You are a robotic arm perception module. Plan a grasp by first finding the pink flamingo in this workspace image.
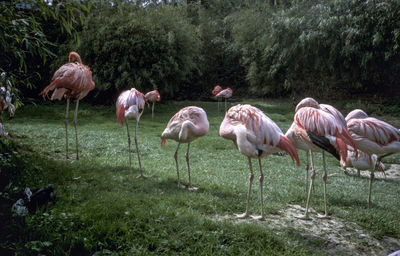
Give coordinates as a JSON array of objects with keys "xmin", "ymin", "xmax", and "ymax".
[
  {"xmin": 286, "ymin": 97, "xmax": 357, "ymax": 219},
  {"xmin": 116, "ymin": 88, "xmax": 146, "ymax": 178},
  {"xmin": 286, "ymin": 98, "xmax": 349, "ymax": 193},
  {"xmin": 212, "ymin": 85, "xmax": 223, "ymax": 112},
  {"xmin": 341, "ymin": 147, "xmax": 385, "ymax": 177},
  {"xmin": 220, "ymin": 104, "xmax": 300, "ymax": 220},
  {"xmin": 144, "ymin": 90, "xmax": 161, "ymax": 120},
  {"xmin": 161, "ymin": 106, "xmax": 209, "ymax": 190},
  {"xmin": 216, "ymin": 87, "xmax": 232, "ymax": 112},
  {"xmin": 346, "ymin": 109, "xmax": 400, "ymax": 207},
  {"xmin": 40, "ymin": 52, "xmax": 95, "ymax": 160}
]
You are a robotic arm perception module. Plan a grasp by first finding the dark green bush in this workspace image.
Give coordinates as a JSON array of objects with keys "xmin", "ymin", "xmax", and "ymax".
[
  {"xmin": 71, "ymin": 4, "xmax": 201, "ymax": 103},
  {"xmin": 229, "ymin": 0, "xmax": 400, "ymax": 99}
]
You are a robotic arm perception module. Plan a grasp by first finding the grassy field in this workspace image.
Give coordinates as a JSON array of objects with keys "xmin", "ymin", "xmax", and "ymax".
[{"xmin": 1, "ymin": 99, "xmax": 399, "ymax": 255}]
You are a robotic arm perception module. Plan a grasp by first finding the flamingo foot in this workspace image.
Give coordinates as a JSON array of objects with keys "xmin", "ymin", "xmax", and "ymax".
[
  {"xmin": 235, "ymin": 212, "xmax": 250, "ymax": 219},
  {"xmin": 316, "ymin": 213, "xmax": 330, "ymax": 219},
  {"xmin": 177, "ymin": 183, "xmax": 186, "ymax": 189},
  {"xmin": 136, "ymin": 173, "xmax": 147, "ymax": 179},
  {"xmin": 63, "ymin": 155, "xmax": 77, "ymax": 160},
  {"xmin": 250, "ymin": 215, "xmax": 265, "ymax": 221},
  {"xmin": 188, "ymin": 186, "xmax": 198, "ymax": 191},
  {"xmin": 296, "ymin": 214, "xmax": 312, "ymax": 221}
]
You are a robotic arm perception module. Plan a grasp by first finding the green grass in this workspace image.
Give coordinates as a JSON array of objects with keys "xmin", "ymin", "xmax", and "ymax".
[{"xmin": 1, "ymin": 99, "xmax": 399, "ymax": 255}]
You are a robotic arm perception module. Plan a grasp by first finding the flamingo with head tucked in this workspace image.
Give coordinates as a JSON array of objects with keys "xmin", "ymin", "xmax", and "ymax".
[
  {"xmin": 285, "ymin": 97, "xmax": 357, "ymax": 219},
  {"xmin": 346, "ymin": 109, "xmax": 400, "ymax": 207},
  {"xmin": 216, "ymin": 88, "xmax": 233, "ymax": 112},
  {"xmin": 161, "ymin": 106, "xmax": 209, "ymax": 190},
  {"xmin": 144, "ymin": 90, "xmax": 161, "ymax": 120},
  {"xmin": 286, "ymin": 98, "xmax": 350, "ymax": 193},
  {"xmin": 220, "ymin": 104, "xmax": 300, "ymax": 220},
  {"xmin": 212, "ymin": 85, "xmax": 223, "ymax": 112},
  {"xmin": 40, "ymin": 52, "xmax": 95, "ymax": 160},
  {"xmin": 116, "ymin": 88, "xmax": 146, "ymax": 178}
]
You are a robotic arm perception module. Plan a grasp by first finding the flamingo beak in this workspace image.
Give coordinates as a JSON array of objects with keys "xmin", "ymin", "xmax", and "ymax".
[{"xmin": 377, "ymin": 162, "xmax": 386, "ymax": 178}]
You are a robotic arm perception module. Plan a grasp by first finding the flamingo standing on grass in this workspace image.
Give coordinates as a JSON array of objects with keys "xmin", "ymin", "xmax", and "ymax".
[
  {"xmin": 216, "ymin": 88, "xmax": 232, "ymax": 112},
  {"xmin": 286, "ymin": 98, "xmax": 348, "ymax": 193},
  {"xmin": 220, "ymin": 104, "xmax": 300, "ymax": 220},
  {"xmin": 144, "ymin": 90, "xmax": 161, "ymax": 120},
  {"xmin": 285, "ymin": 97, "xmax": 357, "ymax": 219},
  {"xmin": 116, "ymin": 88, "xmax": 146, "ymax": 178},
  {"xmin": 212, "ymin": 85, "xmax": 222, "ymax": 112},
  {"xmin": 161, "ymin": 106, "xmax": 209, "ymax": 190},
  {"xmin": 40, "ymin": 52, "xmax": 95, "ymax": 160},
  {"xmin": 346, "ymin": 109, "xmax": 400, "ymax": 207}
]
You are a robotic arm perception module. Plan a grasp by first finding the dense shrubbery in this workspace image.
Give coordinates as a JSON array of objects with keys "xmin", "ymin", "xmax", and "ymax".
[
  {"xmin": 66, "ymin": 4, "xmax": 201, "ymax": 103},
  {"xmin": 2, "ymin": 0, "xmax": 400, "ymax": 103},
  {"xmin": 229, "ymin": 0, "xmax": 400, "ymax": 99}
]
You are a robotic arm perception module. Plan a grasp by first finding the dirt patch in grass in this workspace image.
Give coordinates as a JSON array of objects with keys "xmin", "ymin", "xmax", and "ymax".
[
  {"xmin": 210, "ymin": 204, "xmax": 400, "ymax": 256},
  {"xmin": 345, "ymin": 164, "xmax": 400, "ymax": 181}
]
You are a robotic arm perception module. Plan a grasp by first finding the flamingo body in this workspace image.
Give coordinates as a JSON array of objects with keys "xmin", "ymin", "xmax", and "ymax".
[
  {"xmin": 161, "ymin": 106, "xmax": 209, "ymax": 145},
  {"xmin": 216, "ymin": 88, "xmax": 232, "ymax": 98},
  {"xmin": 220, "ymin": 104, "xmax": 299, "ymax": 162},
  {"xmin": 341, "ymin": 148, "xmax": 385, "ymax": 175},
  {"xmin": 161, "ymin": 106, "xmax": 209, "ymax": 190},
  {"xmin": 220, "ymin": 104, "xmax": 299, "ymax": 219},
  {"xmin": 346, "ymin": 109, "xmax": 400, "ymax": 156},
  {"xmin": 145, "ymin": 90, "xmax": 161, "ymax": 103},
  {"xmin": 41, "ymin": 52, "xmax": 95, "ymax": 101},
  {"xmin": 40, "ymin": 52, "xmax": 95, "ymax": 160},
  {"xmin": 117, "ymin": 89, "xmax": 145, "ymax": 125}
]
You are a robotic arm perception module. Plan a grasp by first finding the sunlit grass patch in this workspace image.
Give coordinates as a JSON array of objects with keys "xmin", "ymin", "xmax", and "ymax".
[{"xmin": 1, "ymin": 100, "xmax": 399, "ymax": 255}]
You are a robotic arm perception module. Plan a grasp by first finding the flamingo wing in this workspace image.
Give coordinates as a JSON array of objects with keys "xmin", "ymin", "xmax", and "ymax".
[
  {"xmin": 295, "ymin": 107, "xmax": 356, "ymax": 160},
  {"xmin": 220, "ymin": 104, "xmax": 299, "ymax": 164},
  {"xmin": 41, "ymin": 63, "xmax": 95, "ymax": 100},
  {"xmin": 347, "ymin": 118, "xmax": 400, "ymax": 146},
  {"xmin": 216, "ymin": 88, "xmax": 232, "ymax": 98},
  {"xmin": 116, "ymin": 89, "xmax": 145, "ymax": 126},
  {"xmin": 320, "ymin": 104, "xmax": 347, "ymax": 128}
]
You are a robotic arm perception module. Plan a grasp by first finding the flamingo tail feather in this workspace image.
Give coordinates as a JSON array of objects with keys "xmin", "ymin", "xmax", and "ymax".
[
  {"xmin": 117, "ymin": 104, "xmax": 125, "ymax": 126},
  {"xmin": 161, "ymin": 139, "xmax": 167, "ymax": 148},
  {"xmin": 277, "ymin": 135, "xmax": 300, "ymax": 166}
]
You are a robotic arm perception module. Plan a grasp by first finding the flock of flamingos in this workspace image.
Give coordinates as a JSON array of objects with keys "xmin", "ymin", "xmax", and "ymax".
[{"xmin": 37, "ymin": 52, "xmax": 400, "ymax": 221}]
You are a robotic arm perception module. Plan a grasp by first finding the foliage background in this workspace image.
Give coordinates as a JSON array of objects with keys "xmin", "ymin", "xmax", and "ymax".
[{"xmin": 1, "ymin": 0, "xmax": 400, "ymax": 106}]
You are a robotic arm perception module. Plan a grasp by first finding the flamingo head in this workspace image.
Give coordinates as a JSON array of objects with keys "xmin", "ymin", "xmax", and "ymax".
[
  {"xmin": 345, "ymin": 109, "xmax": 368, "ymax": 122},
  {"xmin": 295, "ymin": 97, "xmax": 319, "ymax": 112},
  {"xmin": 69, "ymin": 52, "xmax": 82, "ymax": 63}
]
